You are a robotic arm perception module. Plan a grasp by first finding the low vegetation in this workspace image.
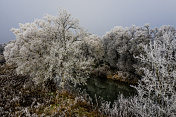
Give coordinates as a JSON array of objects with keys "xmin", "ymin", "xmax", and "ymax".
[{"xmin": 0, "ymin": 64, "xmax": 106, "ymax": 116}]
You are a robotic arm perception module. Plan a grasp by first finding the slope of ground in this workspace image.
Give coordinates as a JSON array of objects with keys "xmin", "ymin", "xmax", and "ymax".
[{"xmin": 0, "ymin": 64, "xmax": 106, "ymax": 117}]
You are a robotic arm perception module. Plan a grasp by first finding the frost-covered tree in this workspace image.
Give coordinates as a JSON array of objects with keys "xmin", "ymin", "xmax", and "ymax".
[
  {"xmin": 100, "ymin": 25, "xmax": 176, "ymax": 117},
  {"xmin": 4, "ymin": 10, "xmax": 103, "ymax": 86},
  {"xmin": 102, "ymin": 25, "xmax": 150, "ymax": 80},
  {"xmin": 129, "ymin": 26, "xmax": 176, "ymax": 117}
]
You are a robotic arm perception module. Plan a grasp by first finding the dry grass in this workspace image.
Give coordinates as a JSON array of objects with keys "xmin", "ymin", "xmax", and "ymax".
[{"xmin": 0, "ymin": 64, "xmax": 106, "ymax": 117}]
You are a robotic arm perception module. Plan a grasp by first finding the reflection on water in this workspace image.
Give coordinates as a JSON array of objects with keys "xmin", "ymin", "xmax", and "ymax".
[{"xmin": 80, "ymin": 77, "xmax": 137, "ymax": 103}]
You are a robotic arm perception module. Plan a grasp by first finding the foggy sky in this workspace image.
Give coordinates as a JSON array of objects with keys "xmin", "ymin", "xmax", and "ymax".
[{"xmin": 1, "ymin": 0, "xmax": 176, "ymax": 43}]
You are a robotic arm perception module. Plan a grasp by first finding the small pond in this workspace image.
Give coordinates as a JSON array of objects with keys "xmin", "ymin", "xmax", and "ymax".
[{"xmin": 78, "ymin": 77, "xmax": 137, "ymax": 103}]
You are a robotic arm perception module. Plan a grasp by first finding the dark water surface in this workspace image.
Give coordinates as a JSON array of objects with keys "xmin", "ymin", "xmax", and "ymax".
[{"xmin": 79, "ymin": 77, "xmax": 137, "ymax": 103}]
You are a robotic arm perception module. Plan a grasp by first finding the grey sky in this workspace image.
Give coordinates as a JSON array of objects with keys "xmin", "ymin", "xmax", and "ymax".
[{"xmin": 0, "ymin": 0, "xmax": 176, "ymax": 43}]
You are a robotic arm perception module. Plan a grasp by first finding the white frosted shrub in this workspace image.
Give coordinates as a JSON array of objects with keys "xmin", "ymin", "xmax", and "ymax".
[
  {"xmin": 102, "ymin": 25, "xmax": 150, "ymax": 70},
  {"xmin": 100, "ymin": 26, "xmax": 176, "ymax": 117},
  {"xmin": 129, "ymin": 26, "xmax": 176, "ymax": 117},
  {"xmin": 3, "ymin": 40, "xmax": 16, "ymax": 64},
  {"xmin": 83, "ymin": 34, "xmax": 104, "ymax": 61},
  {"xmin": 4, "ymin": 10, "xmax": 102, "ymax": 86},
  {"xmin": 99, "ymin": 95, "xmax": 134, "ymax": 117}
]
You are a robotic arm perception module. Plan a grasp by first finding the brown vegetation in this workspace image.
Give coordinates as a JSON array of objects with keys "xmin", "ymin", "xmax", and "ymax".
[
  {"xmin": 91, "ymin": 65, "xmax": 138, "ymax": 85},
  {"xmin": 0, "ymin": 64, "xmax": 106, "ymax": 117}
]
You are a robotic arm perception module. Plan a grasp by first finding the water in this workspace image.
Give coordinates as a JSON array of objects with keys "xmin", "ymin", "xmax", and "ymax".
[{"xmin": 79, "ymin": 77, "xmax": 137, "ymax": 103}]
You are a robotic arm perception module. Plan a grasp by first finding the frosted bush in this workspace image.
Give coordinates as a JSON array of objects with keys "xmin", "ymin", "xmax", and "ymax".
[
  {"xmin": 99, "ymin": 95, "xmax": 134, "ymax": 117},
  {"xmin": 82, "ymin": 34, "xmax": 104, "ymax": 63},
  {"xmin": 127, "ymin": 26, "xmax": 176, "ymax": 117},
  {"xmin": 102, "ymin": 25, "xmax": 150, "ymax": 79},
  {"xmin": 4, "ymin": 10, "xmax": 103, "ymax": 86},
  {"xmin": 101, "ymin": 25, "xmax": 176, "ymax": 117}
]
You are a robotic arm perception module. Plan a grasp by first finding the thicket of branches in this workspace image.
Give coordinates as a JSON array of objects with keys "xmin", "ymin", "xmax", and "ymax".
[
  {"xmin": 101, "ymin": 26, "xmax": 176, "ymax": 117},
  {"xmin": 130, "ymin": 26, "xmax": 176, "ymax": 117}
]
